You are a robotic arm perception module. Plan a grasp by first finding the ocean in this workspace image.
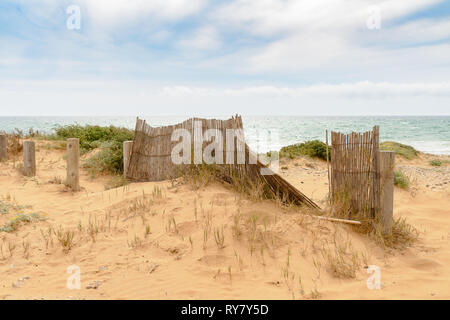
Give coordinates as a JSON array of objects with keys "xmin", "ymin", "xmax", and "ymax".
[{"xmin": 0, "ymin": 116, "xmax": 449, "ymax": 155}]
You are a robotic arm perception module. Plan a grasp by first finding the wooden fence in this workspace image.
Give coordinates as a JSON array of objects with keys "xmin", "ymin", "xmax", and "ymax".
[
  {"xmin": 330, "ymin": 126, "xmax": 380, "ymax": 218},
  {"xmin": 126, "ymin": 116, "xmax": 245, "ymax": 181},
  {"xmin": 126, "ymin": 116, "xmax": 319, "ymax": 209}
]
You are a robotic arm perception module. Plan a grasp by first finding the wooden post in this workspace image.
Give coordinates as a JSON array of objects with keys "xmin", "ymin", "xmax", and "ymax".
[
  {"xmin": 66, "ymin": 138, "xmax": 80, "ymax": 191},
  {"xmin": 123, "ymin": 141, "xmax": 133, "ymax": 178},
  {"xmin": 326, "ymin": 130, "xmax": 331, "ymax": 199},
  {"xmin": 379, "ymin": 151, "xmax": 395, "ymax": 233},
  {"xmin": 0, "ymin": 134, "xmax": 7, "ymax": 162},
  {"xmin": 23, "ymin": 140, "xmax": 36, "ymax": 176}
]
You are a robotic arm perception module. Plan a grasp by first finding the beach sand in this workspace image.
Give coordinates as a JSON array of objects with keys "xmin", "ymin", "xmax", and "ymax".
[{"xmin": 0, "ymin": 140, "xmax": 449, "ymax": 300}]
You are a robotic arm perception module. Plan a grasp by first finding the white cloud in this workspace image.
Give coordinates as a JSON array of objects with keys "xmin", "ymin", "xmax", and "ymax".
[
  {"xmin": 213, "ymin": 0, "xmax": 444, "ymax": 36},
  {"xmin": 245, "ymin": 38, "xmax": 450, "ymax": 77},
  {"xmin": 364, "ymin": 19, "xmax": 450, "ymax": 45},
  {"xmin": 4, "ymin": 80, "xmax": 449, "ymax": 99},
  {"xmin": 210, "ymin": 0, "xmax": 449, "ymax": 74},
  {"xmin": 2, "ymin": 0, "xmax": 450, "ymax": 115},
  {"xmin": 159, "ymin": 81, "xmax": 450, "ymax": 98},
  {"xmin": 1, "ymin": 80, "xmax": 449, "ymax": 116},
  {"xmin": 247, "ymin": 31, "xmax": 347, "ymax": 72},
  {"xmin": 148, "ymin": 30, "xmax": 172, "ymax": 43},
  {"xmin": 79, "ymin": 0, "xmax": 205, "ymax": 28},
  {"xmin": 177, "ymin": 26, "xmax": 221, "ymax": 50}
]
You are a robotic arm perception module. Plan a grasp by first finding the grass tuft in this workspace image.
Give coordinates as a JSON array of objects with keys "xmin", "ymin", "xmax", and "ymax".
[
  {"xmin": 0, "ymin": 129, "xmax": 23, "ymax": 158},
  {"xmin": 331, "ymin": 191, "xmax": 418, "ymax": 249},
  {"xmin": 104, "ymin": 175, "xmax": 129, "ymax": 190},
  {"xmin": 181, "ymin": 163, "xmax": 270, "ymax": 201},
  {"xmin": 383, "ymin": 217, "xmax": 419, "ymax": 249},
  {"xmin": 322, "ymin": 246, "xmax": 360, "ymax": 279},
  {"xmin": 180, "ymin": 163, "xmax": 218, "ymax": 190},
  {"xmin": 354, "ymin": 215, "xmax": 418, "ymax": 249},
  {"xmin": 214, "ymin": 226, "xmax": 226, "ymax": 249},
  {"xmin": 56, "ymin": 227, "xmax": 75, "ymax": 252},
  {"xmin": 429, "ymin": 159, "xmax": 442, "ymax": 167},
  {"xmin": 394, "ymin": 170, "xmax": 410, "ymax": 189}
]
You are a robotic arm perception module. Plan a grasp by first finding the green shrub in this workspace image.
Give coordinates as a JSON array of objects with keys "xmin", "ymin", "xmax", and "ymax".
[
  {"xmin": 53, "ymin": 125, "xmax": 133, "ymax": 175},
  {"xmin": 278, "ymin": 140, "xmax": 330, "ymax": 160},
  {"xmin": 380, "ymin": 141, "xmax": 418, "ymax": 160},
  {"xmin": 54, "ymin": 124, "xmax": 133, "ymax": 154},
  {"xmin": 83, "ymin": 141, "xmax": 126, "ymax": 176},
  {"xmin": 429, "ymin": 159, "xmax": 442, "ymax": 167},
  {"xmin": 394, "ymin": 171, "xmax": 409, "ymax": 189}
]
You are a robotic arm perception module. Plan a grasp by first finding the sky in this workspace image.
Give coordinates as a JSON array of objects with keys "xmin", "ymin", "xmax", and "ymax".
[{"xmin": 0, "ymin": 0, "xmax": 450, "ymax": 116}]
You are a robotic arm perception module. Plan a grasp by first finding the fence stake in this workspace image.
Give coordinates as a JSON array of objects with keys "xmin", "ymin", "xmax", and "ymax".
[
  {"xmin": 379, "ymin": 151, "xmax": 395, "ymax": 233},
  {"xmin": 23, "ymin": 140, "xmax": 36, "ymax": 176},
  {"xmin": 0, "ymin": 134, "xmax": 7, "ymax": 162},
  {"xmin": 66, "ymin": 138, "xmax": 80, "ymax": 191},
  {"xmin": 326, "ymin": 130, "xmax": 331, "ymax": 199},
  {"xmin": 309, "ymin": 214, "xmax": 361, "ymax": 225},
  {"xmin": 123, "ymin": 141, "xmax": 133, "ymax": 178}
]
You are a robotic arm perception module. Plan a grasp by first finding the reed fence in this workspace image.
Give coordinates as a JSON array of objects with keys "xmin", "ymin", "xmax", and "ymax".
[{"xmin": 330, "ymin": 126, "xmax": 380, "ymax": 218}]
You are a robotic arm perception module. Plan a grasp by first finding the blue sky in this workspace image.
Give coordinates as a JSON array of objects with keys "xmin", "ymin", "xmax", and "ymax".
[{"xmin": 1, "ymin": 0, "xmax": 450, "ymax": 115}]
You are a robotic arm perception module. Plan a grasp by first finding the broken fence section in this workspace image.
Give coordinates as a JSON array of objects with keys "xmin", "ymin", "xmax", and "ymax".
[{"xmin": 126, "ymin": 116, "xmax": 319, "ymax": 209}]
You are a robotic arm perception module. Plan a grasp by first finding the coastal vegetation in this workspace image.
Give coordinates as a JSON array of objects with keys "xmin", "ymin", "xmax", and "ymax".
[
  {"xmin": 1, "ymin": 129, "xmax": 22, "ymax": 157},
  {"xmin": 2, "ymin": 125, "xmax": 133, "ymax": 175},
  {"xmin": 394, "ymin": 170, "xmax": 410, "ymax": 189},
  {"xmin": 55, "ymin": 125, "xmax": 133, "ymax": 175},
  {"xmin": 429, "ymin": 159, "xmax": 442, "ymax": 166},
  {"xmin": 380, "ymin": 141, "xmax": 418, "ymax": 160},
  {"xmin": 0, "ymin": 212, "xmax": 45, "ymax": 233},
  {"xmin": 52, "ymin": 125, "xmax": 133, "ymax": 154},
  {"xmin": 271, "ymin": 140, "xmax": 330, "ymax": 160}
]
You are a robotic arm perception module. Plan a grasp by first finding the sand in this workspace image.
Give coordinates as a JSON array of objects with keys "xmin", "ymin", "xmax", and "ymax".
[{"xmin": 0, "ymin": 140, "xmax": 449, "ymax": 300}]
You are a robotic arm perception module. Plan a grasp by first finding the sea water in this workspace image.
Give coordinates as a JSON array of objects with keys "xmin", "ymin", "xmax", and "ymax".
[{"xmin": 0, "ymin": 116, "xmax": 449, "ymax": 155}]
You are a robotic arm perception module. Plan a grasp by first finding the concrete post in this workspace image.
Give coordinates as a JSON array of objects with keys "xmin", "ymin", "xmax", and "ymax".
[
  {"xmin": 66, "ymin": 138, "xmax": 80, "ymax": 191},
  {"xmin": 379, "ymin": 151, "xmax": 395, "ymax": 233},
  {"xmin": 0, "ymin": 134, "xmax": 7, "ymax": 162},
  {"xmin": 123, "ymin": 141, "xmax": 133, "ymax": 178},
  {"xmin": 23, "ymin": 140, "xmax": 36, "ymax": 176}
]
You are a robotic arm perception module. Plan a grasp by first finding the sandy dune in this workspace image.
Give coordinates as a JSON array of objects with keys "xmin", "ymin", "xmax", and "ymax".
[{"xmin": 0, "ymin": 140, "xmax": 449, "ymax": 299}]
